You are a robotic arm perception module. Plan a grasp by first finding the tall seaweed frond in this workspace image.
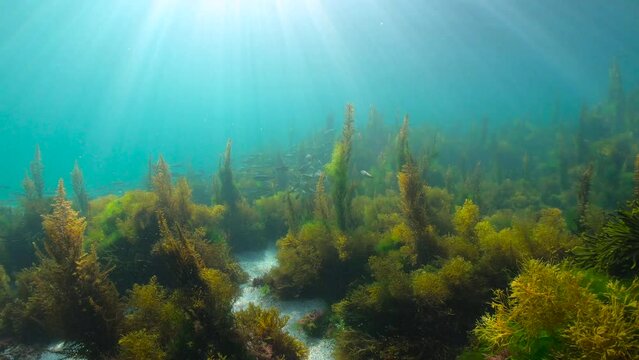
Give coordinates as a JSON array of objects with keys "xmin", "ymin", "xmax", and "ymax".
[
  {"xmin": 398, "ymin": 161, "xmax": 434, "ymax": 264},
  {"xmin": 30, "ymin": 144, "xmax": 44, "ymax": 199},
  {"xmin": 397, "ymin": 115, "xmax": 411, "ymax": 171},
  {"xmin": 41, "ymin": 179, "xmax": 86, "ymax": 266},
  {"xmin": 153, "ymin": 155, "xmax": 173, "ymax": 213},
  {"xmin": 29, "ymin": 179, "xmax": 122, "ymax": 356},
  {"xmin": 574, "ymin": 204, "xmax": 639, "ymax": 278},
  {"xmin": 218, "ymin": 139, "xmax": 241, "ymax": 210},
  {"xmin": 314, "ymin": 173, "xmax": 330, "ymax": 225},
  {"xmin": 326, "ymin": 104, "xmax": 355, "ymax": 231},
  {"xmin": 71, "ymin": 161, "xmax": 90, "ymax": 215},
  {"xmin": 576, "ymin": 164, "xmax": 593, "ymax": 233}
]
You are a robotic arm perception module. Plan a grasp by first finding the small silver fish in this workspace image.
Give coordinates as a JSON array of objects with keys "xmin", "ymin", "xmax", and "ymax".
[{"xmin": 360, "ymin": 170, "xmax": 373, "ymax": 178}]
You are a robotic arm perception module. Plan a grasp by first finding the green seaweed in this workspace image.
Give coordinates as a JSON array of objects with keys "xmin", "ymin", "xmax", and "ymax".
[
  {"xmin": 326, "ymin": 104, "xmax": 355, "ymax": 232},
  {"xmin": 71, "ymin": 160, "xmax": 90, "ymax": 216}
]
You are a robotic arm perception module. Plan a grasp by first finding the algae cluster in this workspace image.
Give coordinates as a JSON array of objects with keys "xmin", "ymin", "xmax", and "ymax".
[{"xmin": 0, "ymin": 62, "xmax": 638, "ymax": 360}]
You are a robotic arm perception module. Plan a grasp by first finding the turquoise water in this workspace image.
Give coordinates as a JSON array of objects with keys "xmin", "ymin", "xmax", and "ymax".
[
  {"xmin": 1, "ymin": 0, "xmax": 638, "ymax": 201},
  {"xmin": 1, "ymin": 2, "xmax": 639, "ymax": 359}
]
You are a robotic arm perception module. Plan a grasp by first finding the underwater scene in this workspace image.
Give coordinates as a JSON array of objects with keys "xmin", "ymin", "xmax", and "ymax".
[{"xmin": 1, "ymin": 1, "xmax": 639, "ymax": 359}]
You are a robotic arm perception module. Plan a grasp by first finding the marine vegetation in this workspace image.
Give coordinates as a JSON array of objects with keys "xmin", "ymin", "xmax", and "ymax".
[
  {"xmin": 264, "ymin": 106, "xmax": 376, "ymax": 299},
  {"xmin": 119, "ymin": 213, "xmax": 304, "ymax": 359},
  {"xmin": 120, "ymin": 213, "xmax": 241, "ymax": 359},
  {"xmin": 4, "ymin": 145, "xmax": 50, "ymax": 272},
  {"xmin": 235, "ymin": 303, "xmax": 308, "ymax": 360},
  {"xmin": 3, "ymin": 180, "xmax": 121, "ymax": 357},
  {"xmin": 574, "ymin": 200, "xmax": 639, "ymax": 278},
  {"xmin": 0, "ymin": 62, "xmax": 638, "ymax": 359},
  {"xmin": 71, "ymin": 161, "xmax": 90, "ymax": 216},
  {"xmin": 471, "ymin": 260, "xmax": 639, "ymax": 360},
  {"xmin": 325, "ymin": 103, "xmax": 356, "ymax": 232},
  {"xmin": 215, "ymin": 139, "xmax": 265, "ymax": 251}
]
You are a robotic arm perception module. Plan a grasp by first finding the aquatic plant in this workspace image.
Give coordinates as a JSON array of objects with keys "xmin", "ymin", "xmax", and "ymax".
[
  {"xmin": 153, "ymin": 155, "xmax": 174, "ymax": 214},
  {"xmin": 412, "ymin": 269, "xmax": 450, "ymax": 305},
  {"xmin": 285, "ymin": 191, "xmax": 302, "ymax": 234},
  {"xmin": 465, "ymin": 161, "xmax": 483, "ymax": 207},
  {"xmin": 254, "ymin": 192, "xmax": 296, "ymax": 238},
  {"xmin": 575, "ymin": 202, "xmax": 639, "ymax": 278},
  {"xmin": 326, "ymin": 104, "xmax": 355, "ymax": 231},
  {"xmin": 41, "ymin": 180, "xmax": 86, "ymax": 264},
  {"xmin": 453, "ymin": 199, "xmax": 480, "ymax": 240},
  {"xmin": 121, "ymin": 214, "xmax": 243, "ymax": 358},
  {"xmin": 562, "ymin": 279, "xmax": 639, "ymax": 359},
  {"xmin": 4, "ymin": 146, "xmax": 51, "ymax": 272},
  {"xmin": 216, "ymin": 139, "xmax": 264, "ymax": 250},
  {"xmin": 119, "ymin": 277, "xmax": 186, "ymax": 359},
  {"xmin": 87, "ymin": 191, "xmax": 160, "ymax": 290},
  {"xmin": 5, "ymin": 180, "xmax": 122, "ymax": 356},
  {"xmin": 71, "ymin": 160, "xmax": 90, "ymax": 215},
  {"xmin": 577, "ymin": 164, "xmax": 594, "ymax": 233},
  {"xmin": 472, "ymin": 260, "xmax": 639, "ymax": 359},
  {"xmin": 146, "ymin": 155, "xmax": 155, "ymax": 190},
  {"xmin": 530, "ymin": 207, "xmax": 579, "ymax": 261},
  {"xmin": 217, "ymin": 139, "xmax": 241, "ymax": 209},
  {"xmin": 297, "ymin": 309, "xmax": 330, "ymax": 338},
  {"xmin": 30, "ymin": 144, "xmax": 44, "ymax": 199},
  {"xmin": 235, "ymin": 303, "xmax": 308, "ymax": 359},
  {"xmin": 351, "ymin": 192, "xmax": 401, "ymax": 234},
  {"xmin": 397, "ymin": 115, "xmax": 411, "ymax": 171},
  {"xmin": 267, "ymin": 221, "xmax": 335, "ymax": 297},
  {"xmin": 333, "ymin": 248, "xmax": 474, "ymax": 360},
  {"xmin": 398, "ymin": 161, "xmax": 437, "ymax": 264},
  {"xmin": 173, "ymin": 177, "xmax": 194, "ymax": 224},
  {"xmin": 425, "ymin": 186, "xmax": 454, "ymax": 235},
  {"xmin": 314, "ymin": 172, "xmax": 331, "ymax": 226},
  {"xmin": 0, "ymin": 265, "xmax": 12, "ymax": 330},
  {"xmin": 118, "ymin": 330, "xmax": 167, "ymax": 360}
]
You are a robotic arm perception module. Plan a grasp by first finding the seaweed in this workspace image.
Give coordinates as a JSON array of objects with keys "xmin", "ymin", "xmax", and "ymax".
[
  {"xmin": 472, "ymin": 260, "xmax": 639, "ymax": 359},
  {"xmin": 397, "ymin": 115, "xmax": 411, "ymax": 171},
  {"xmin": 575, "ymin": 202, "xmax": 639, "ymax": 278},
  {"xmin": 216, "ymin": 139, "xmax": 264, "ymax": 251},
  {"xmin": 396, "ymin": 118, "xmax": 438, "ymax": 264},
  {"xmin": 71, "ymin": 161, "xmax": 90, "ymax": 216},
  {"xmin": 235, "ymin": 303, "xmax": 308, "ymax": 359},
  {"xmin": 5, "ymin": 180, "xmax": 122, "ymax": 357},
  {"xmin": 577, "ymin": 164, "xmax": 594, "ymax": 233},
  {"xmin": 29, "ymin": 144, "xmax": 44, "ymax": 200},
  {"xmin": 326, "ymin": 104, "xmax": 355, "ymax": 232},
  {"xmin": 153, "ymin": 155, "xmax": 174, "ymax": 215}
]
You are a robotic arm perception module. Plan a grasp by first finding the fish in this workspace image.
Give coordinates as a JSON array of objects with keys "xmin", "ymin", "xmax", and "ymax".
[{"xmin": 360, "ymin": 170, "xmax": 373, "ymax": 178}]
